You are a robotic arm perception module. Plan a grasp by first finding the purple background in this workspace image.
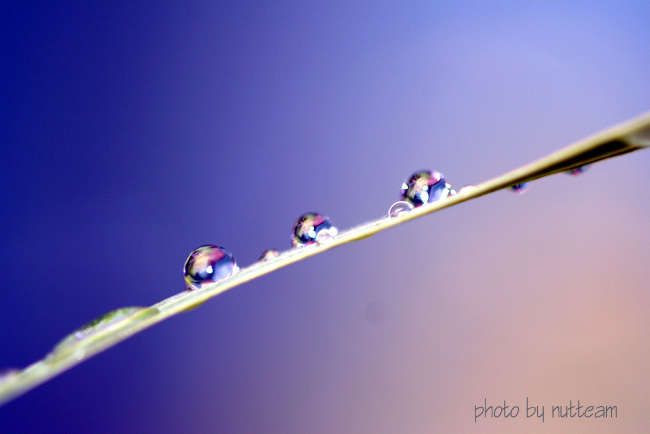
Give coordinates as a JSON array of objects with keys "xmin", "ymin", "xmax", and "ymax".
[{"xmin": 1, "ymin": 2, "xmax": 649, "ymax": 433}]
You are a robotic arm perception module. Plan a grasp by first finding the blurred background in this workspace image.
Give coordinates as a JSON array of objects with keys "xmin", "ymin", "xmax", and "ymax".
[{"xmin": 1, "ymin": 2, "xmax": 648, "ymax": 433}]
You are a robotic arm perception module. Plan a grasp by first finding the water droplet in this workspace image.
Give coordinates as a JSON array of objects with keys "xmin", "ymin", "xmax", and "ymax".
[
  {"xmin": 259, "ymin": 249, "xmax": 280, "ymax": 261},
  {"xmin": 565, "ymin": 165, "xmax": 590, "ymax": 176},
  {"xmin": 184, "ymin": 245, "xmax": 239, "ymax": 289},
  {"xmin": 401, "ymin": 170, "xmax": 453, "ymax": 206},
  {"xmin": 50, "ymin": 307, "xmax": 157, "ymax": 356},
  {"xmin": 510, "ymin": 183, "xmax": 529, "ymax": 194},
  {"xmin": 459, "ymin": 184, "xmax": 478, "ymax": 194},
  {"xmin": 387, "ymin": 201, "xmax": 414, "ymax": 217},
  {"xmin": 73, "ymin": 349, "xmax": 85, "ymax": 361},
  {"xmin": 291, "ymin": 213, "xmax": 338, "ymax": 247}
]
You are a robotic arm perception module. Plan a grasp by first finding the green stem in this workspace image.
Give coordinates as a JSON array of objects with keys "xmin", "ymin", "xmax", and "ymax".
[{"xmin": 1, "ymin": 111, "xmax": 649, "ymax": 407}]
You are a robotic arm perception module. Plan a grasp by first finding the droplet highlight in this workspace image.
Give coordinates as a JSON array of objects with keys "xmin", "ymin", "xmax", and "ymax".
[
  {"xmin": 259, "ymin": 249, "xmax": 280, "ymax": 261},
  {"xmin": 565, "ymin": 165, "xmax": 590, "ymax": 176},
  {"xmin": 401, "ymin": 170, "xmax": 453, "ymax": 206},
  {"xmin": 510, "ymin": 183, "xmax": 529, "ymax": 194},
  {"xmin": 291, "ymin": 213, "xmax": 338, "ymax": 247},
  {"xmin": 184, "ymin": 245, "xmax": 239, "ymax": 289},
  {"xmin": 387, "ymin": 201, "xmax": 414, "ymax": 217}
]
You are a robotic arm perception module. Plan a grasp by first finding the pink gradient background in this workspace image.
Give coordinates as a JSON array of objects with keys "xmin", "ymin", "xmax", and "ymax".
[{"xmin": 1, "ymin": 2, "xmax": 648, "ymax": 433}]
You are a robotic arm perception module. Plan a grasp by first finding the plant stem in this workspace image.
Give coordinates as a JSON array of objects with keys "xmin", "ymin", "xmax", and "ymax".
[{"xmin": 1, "ymin": 111, "xmax": 649, "ymax": 407}]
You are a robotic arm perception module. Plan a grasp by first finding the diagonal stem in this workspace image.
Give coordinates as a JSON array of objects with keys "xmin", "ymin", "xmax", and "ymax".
[{"xmin": 1, "ymin": 111, "xmax": 649, "ymax": 407}]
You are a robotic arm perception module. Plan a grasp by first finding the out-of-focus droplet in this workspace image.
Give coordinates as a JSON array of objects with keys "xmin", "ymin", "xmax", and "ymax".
[
  {"xmin": 565, "ymin": 165, "xmax": 590, "ymax": 176},
  {"xmin": 184, "ymin": 245, "xmax": 239, "ymax": 290},
  {"xmin": 401, "ymin": 170, "xmax": 453, "ymax": 206},
  {"xmin": 387, "ymin": 201, "xmax": 414, "ymax": 217},
  {"xmin": 50, "ymin": 307, "xmax": 158, "ymax": 358},
  {"xmin": 259, "ymin": 249, "xmax": 280, "ymax": 261},
  {"xmin": 291, "ymin": 213, "xmax": 337, "ymax": 247},
  {"xmin": 510, "ymin": 183, "xmax": 529, "ymax": 194}
]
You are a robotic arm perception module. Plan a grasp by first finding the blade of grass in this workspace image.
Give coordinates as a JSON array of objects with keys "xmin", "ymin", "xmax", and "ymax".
[{"xmin": 1, "ymin": 111, "xmax": 649, "ymax": 406}]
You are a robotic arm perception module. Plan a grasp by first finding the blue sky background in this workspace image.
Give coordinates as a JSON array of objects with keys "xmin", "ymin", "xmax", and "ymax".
[{"xmin": 1, "ymin": 2, "xmax": 649, "ymax": 433}]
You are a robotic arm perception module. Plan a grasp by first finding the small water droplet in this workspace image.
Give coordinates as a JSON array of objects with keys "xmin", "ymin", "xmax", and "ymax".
[
  {"xmin": 184, "ymin": 245, "xmax": 239, "ymax": 290},
  {"xmin": 73, "ymin": 349, "xmax": 85, "ymax": 361},
  {"xmin": 565, "ymin": 165, "xmax": 590, "ymax": 176},
  {"xmin": 459, "ymin": 184, "xmax": 478, "ymax": 194},
  {"xmin": 315, "ymin": 226, "xmax": 338, "ymax": 244},
  {"xmin": 387, "ymin": 201, "xmax": 414, "ymax": 217},
  {"xmin": 291, "ymin": 213, "xmax": 338, "ymax": 247},
  {"xmin": 50, "ymin": 307, "xmax": 157, "ymax": 357},
  {"xmin": 259, "ymin": 249, "xmax": 280, "ymax": 261},
  {"xmin": 510, "ymin": 183, "xmax": 529, "ymax": 194},
  {"xmin": 401, "ymin": 170, "xmax": 453, "ymax": 206}
]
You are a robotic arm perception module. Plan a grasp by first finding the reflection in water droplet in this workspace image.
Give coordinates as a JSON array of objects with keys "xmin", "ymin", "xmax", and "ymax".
[
  {"xmin": 565, "ymin": 165, "xmax": 590, "ymax": 176},
  {"xmin": 73, "ymin": 349, "xmax": 85, "ymax": 361},
  {"xmin": 510, "ymin": 183, "xmax": 529, "ymax": 194},
  {"xmin": 387, "ymin": 201, "xmax": 414, "ymax": 217},
  {"xmin": 291, "ymin": 213, "xmax": 337, "ymax": 247},
  {"xmin": 401, "ymin": 170, "xmax": 453, "ymax": 206},
  {"xmin": 184, "ymin": 245, "xmax": 239, "ymax": 290},
  {"xmin": 259, "ymin": 249, "xmax": 280, "ymax": 261},
  {"xmin": 51, "ymin": 307, "xmax": 157, "ymax": 356}
]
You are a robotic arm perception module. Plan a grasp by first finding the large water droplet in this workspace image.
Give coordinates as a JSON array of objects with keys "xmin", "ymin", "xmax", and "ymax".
[
  {"xmin": 510, "ymin": 183, "xmax": 529, "ymax": 194},
  {"xmin": 51, "ymin": 307, "xmax": 157, "ymax": 356},
  {"xmin": 565, "ymin": 165, "xmax": 590, "ymax": 176},
  {"xmin": 387, "ymin": 201, "xmax": 414, "ymax": 217},
  {"xmin": 184, "ymin": 245, "xmax": 239, "ymax": 289},
  {"xmin": 401, "ymin": 170, "xmax": 452, "ymax": 206},
  {"xmin": 291, "ymin": 213, "xmax": 338, "ymax": 247},
  {"xmin": 259, "ymin": 249, "xmax": 280, "ymax": 261}
]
